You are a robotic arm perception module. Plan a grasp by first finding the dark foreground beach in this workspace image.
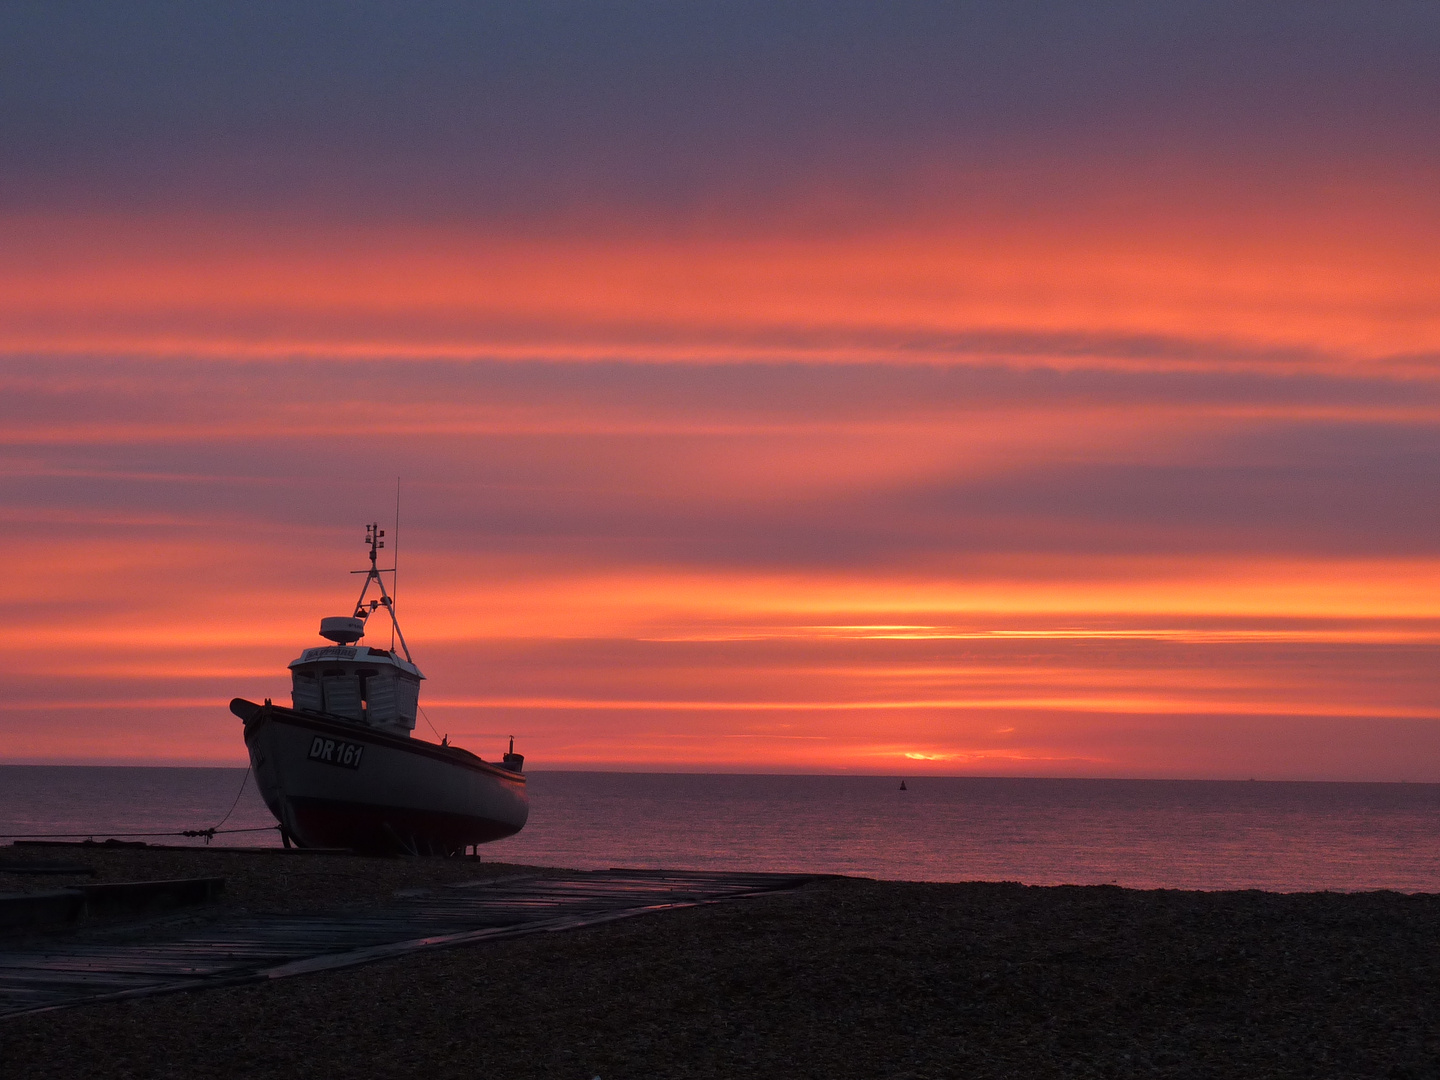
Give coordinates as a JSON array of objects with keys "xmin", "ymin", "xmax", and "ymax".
[{"xmin": 2, "ymin": 847, "xmax": 1438, "ymax": 1079}]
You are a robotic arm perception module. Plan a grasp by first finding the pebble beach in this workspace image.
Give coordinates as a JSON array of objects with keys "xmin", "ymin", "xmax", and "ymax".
[{"xmin": 2, "ymin": 846, "xmax": 1438, "ymax": 1079}]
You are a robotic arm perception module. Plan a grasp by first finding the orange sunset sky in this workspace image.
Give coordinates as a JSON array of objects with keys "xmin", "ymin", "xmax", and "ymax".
[{"xmin": 5, "ymin": 2, "xmax": 1440, "ymax": 777}]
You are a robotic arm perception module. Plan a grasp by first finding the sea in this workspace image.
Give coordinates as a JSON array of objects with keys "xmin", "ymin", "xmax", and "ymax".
[{"xmin": 1, "ymin": 766, "xmax": 1437, "ymax": 893}]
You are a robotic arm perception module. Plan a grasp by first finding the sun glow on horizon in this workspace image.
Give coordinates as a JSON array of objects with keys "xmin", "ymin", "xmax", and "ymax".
[{"xmin": 4, "ymin": 4, "xmax": 1440, "ymax": 779}]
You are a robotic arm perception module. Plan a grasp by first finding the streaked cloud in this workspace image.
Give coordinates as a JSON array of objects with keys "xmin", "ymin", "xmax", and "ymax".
[{"xmin": 2, "ymin": 3, "xmax": 1438, "ymax": 776}]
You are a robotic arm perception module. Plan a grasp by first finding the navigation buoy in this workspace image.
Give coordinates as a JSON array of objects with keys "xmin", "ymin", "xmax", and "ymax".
[{"xmin": 899, "ymin": 780, "xmax": 907, "ymax": 791}]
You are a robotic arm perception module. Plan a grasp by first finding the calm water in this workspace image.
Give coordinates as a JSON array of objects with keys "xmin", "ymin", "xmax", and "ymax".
[{"xmin": 1, "ymin": 766, "xmax": 1436, "ymax": 892}]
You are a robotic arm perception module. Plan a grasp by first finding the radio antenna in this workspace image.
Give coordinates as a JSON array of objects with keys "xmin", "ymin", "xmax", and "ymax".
[{"xmin": 392, "ymin": 477, "xmax": 400, "ymax": 651}]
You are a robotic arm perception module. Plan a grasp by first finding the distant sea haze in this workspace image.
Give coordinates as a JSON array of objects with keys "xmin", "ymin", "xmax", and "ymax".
[{"xmin": 2, "ymin": 767, "xmax": 1436, "ymax": 893}]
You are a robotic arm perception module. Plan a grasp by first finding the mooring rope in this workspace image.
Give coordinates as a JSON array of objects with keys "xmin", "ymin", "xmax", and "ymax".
[
  {"xmin": 0, "ymin": 825, "xmax": 280, "ymax": 840},
  {"xmin": 0, "ymin": 767, "xmax": 278, "ymax": 845},
  {"xmin": 206, "ymin": 765, "xmax": 253, "ymax": 838}
]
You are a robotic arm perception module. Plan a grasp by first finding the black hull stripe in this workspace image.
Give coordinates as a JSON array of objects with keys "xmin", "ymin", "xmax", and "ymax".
[{"xmin": 287, "ymin": 796, "xmax": 522, "ymax": 852}]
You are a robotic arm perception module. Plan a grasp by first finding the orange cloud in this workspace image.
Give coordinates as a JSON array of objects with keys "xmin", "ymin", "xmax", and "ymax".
[{"xmin": 2, "ymin": 186, "xmax": 1437, "ymax": 371}]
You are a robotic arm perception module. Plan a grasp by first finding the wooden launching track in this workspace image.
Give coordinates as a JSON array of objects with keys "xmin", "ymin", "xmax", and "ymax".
[{"xmin": 0, "ymin": 868, "xmax": 819, "ymax": 1018}]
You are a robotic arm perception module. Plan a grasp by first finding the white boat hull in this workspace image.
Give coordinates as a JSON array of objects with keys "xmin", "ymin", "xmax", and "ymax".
[{"xmin": 232, "ymin": 699, "xmax": 528, "ymax": 855}]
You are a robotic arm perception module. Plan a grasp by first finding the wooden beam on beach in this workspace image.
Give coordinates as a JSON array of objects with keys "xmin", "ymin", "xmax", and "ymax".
[{"xmin": 0, "ymin": 869, "xmax": 821, "ymax": 1018}]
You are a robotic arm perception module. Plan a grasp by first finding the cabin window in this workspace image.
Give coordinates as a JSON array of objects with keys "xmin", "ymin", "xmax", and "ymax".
[
  {"xmin": 318, "ymin": 667, "xmax": 364, "ymax": 721},
  {"xmin": 356, "ymin": 668, "xmax": 379, "ymax": 716},
  {"xmin": 291, "ymin": 666, "xmax": 323, "ymax": 712}
]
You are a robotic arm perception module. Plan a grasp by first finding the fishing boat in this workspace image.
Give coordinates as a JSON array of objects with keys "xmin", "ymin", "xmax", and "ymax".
[{"xmin": 230, "ymin": 524, "xmax": 528, "ymax": 855}]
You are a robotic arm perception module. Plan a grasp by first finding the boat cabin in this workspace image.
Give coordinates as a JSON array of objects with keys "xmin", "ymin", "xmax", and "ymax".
[
  {"xmin": 285, "ymin": 531, "xmax": 426, "ymax": 738},
  {"xmin": 288, "ymin": 643, "xmax": 423, "ymax": 735}
]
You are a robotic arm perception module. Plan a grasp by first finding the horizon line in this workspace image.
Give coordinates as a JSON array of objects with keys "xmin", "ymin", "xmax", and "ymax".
[{"xmin": 0, "ymin": 761, "xmax": 1434, "ymax": 785}]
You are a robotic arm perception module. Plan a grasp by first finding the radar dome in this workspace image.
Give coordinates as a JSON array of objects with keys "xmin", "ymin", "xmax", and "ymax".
[{"xmin": 319, "ymin": 616, "xmax": 366, "ymax": 644}]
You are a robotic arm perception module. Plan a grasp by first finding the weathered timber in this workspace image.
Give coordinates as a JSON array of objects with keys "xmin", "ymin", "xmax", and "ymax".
[
  {"xmin": 0, "ymin": 869, "xmax": 820, "ymax": 1017},
  {"xmin": 0, "ymin": 878, "xmax": 226, "ymax": 932}
]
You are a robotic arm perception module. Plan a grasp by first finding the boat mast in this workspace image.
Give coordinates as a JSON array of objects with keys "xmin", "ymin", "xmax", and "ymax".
[
  {"xmin": 392, "ymin": 478, "xmax": 401, "ymax": 652},
  {"xmin": 350, "ymin": 522, "xmax": 415, "ymax": 663}
]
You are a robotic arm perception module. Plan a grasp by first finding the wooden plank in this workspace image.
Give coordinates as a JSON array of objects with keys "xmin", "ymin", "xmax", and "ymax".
[{"xmin": 0, "ymin": 870, "xmax": 820, "ymax": 1019}]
